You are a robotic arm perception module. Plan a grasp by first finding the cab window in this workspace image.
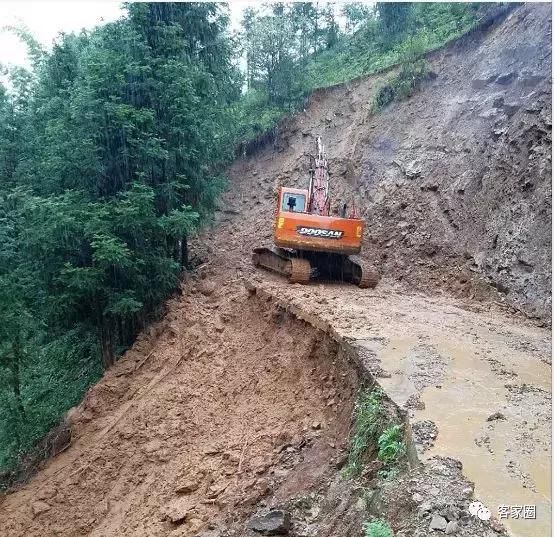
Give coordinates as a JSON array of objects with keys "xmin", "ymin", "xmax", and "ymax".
[{"xmin": 282, "ymin": 192, "xmax": 306, "ymax": 213}]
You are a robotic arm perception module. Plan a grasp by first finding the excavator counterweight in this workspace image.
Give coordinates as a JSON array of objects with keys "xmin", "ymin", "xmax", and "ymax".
[{"xmin": 252, "ymin": 137, "xmax": 379, "ymax": 288}]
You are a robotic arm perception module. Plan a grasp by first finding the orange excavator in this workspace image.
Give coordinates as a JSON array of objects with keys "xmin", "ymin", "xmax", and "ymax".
[{"xmin": 252, "ymin": 137, "xmax": 379, "ymax": 288}]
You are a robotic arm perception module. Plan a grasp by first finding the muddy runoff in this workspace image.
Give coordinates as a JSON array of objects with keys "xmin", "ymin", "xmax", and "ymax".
[
  {"xmin": 256, "ymin": 277, "xmax": 551, "ymax": 537},
  {"xmin": 413, "ymin": 340, "xmax": 551, "ymax": 537},
  {"xmin": 371, "ymin": 332, "xmax": 551, "ymax": 537}
]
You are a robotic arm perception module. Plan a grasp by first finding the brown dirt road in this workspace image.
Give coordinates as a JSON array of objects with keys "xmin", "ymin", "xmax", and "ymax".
[
  {"xmin": 0, "ymin": 4, "xmax": 551, "ymax": 537},
  {"xmin": 254, "ymin": 279, "xmax": 551, "ymax": 537}
]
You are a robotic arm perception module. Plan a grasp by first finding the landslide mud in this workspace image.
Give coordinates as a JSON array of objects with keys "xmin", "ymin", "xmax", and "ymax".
[
  {"xmin": 255, "ymin": 278, "xmax": 551, "ymax": 537},
  {"xmin": 0, "ymin": 283, "xmax": 361, "ymax": 536},
  {"xmin": 218, "ymin": 3, "xmax": 552, "ymax": 321},
  {"xmin": 0, "ymin": 4, "xmax": 551, "ymax": 537}
]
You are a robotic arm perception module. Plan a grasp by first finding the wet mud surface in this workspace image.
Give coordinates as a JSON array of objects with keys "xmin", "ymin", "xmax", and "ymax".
[
  {"xmin": 0, "ymin": 282, "xmax": 360, "ymax": 536},
  {"xmin": 255, "ymin": 278, "xmax": 551, "ymax": 536},
  {"xmin": 0, "ymin": 4, "xmax": 551, "ymax": 537}
]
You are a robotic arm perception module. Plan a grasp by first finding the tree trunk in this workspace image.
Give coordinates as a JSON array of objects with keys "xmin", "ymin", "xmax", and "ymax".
[
  {"xmin": 180, "ymin": 235, "xmax": 189, "ymax": 268},
  {"xmin": 8, "ymin": 333, "xmax": 26, "ymax": 450},
  {"xmin": 100, "ymin": 318, "xmax": 115, "ymax": 369}
]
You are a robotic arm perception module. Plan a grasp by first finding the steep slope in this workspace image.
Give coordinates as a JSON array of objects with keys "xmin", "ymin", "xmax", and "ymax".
[
  {"xmin": 0, "ymin": 283, "xmax": 361, "ymax": 536},
  {"xmin": 222, "ymin": 3, "xmax": 551, "ymax": 320}
]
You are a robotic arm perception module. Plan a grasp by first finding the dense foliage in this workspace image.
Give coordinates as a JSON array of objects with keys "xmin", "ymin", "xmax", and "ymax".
[
  {"xmin": 234, "ymin": 2, "xmax": 483, "ymax": 143},
  {"xmin": 0, "ymin": 2, "xmax": 488, "ymax": 479},
  {"xmin": 305, "ymin": 2, "xmax": 481, "ymax": 89},
  {"xmin": 0, "ymin": 2, "xmax": 241, "ymax": 477}
]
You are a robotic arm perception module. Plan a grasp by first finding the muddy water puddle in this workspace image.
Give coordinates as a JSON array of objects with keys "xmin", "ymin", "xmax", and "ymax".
[
  {"xmin": 377, "ymin": 333, "xmax": 551, "ymax": 537},
  {"xmin": 260, "ymin": 282, "xmax": 551, "ymax": 536}
]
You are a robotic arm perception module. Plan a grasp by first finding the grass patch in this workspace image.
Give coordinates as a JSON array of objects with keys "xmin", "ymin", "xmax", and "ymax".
[
  {"xmin": 377, "ymin": 424, "xmax": 407, "ymax": 479},
  {"xmin": 378, "ymin": 424, "xmax": 406, "ymax": 465},
  {"xmin": 345, "ymin": 387, "xmax": 407, "ymax": 479},
  {"xmin": 372, "ymin": 58, "xmax": 431, "ymax": 111},
  {"xmin": 363, "ymin": 518, "xmax": 395, "ymax": 537},
  {"xmin": 229, "ymin": 89, "xmax": 288, "ymax": 151},
  {"xmin": 345, "ymin": 387, "xmax": 386, "ymax": 477}
]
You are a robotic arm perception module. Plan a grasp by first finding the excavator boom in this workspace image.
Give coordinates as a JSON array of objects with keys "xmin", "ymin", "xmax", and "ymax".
[{"xmin": 307, "ymin": 137, "xmax": 330, "ymax": 216}]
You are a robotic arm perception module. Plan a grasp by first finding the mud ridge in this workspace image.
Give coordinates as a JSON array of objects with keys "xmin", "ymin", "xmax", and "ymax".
[{"xmin": 252, "ymin": 281, "xmax": 419, "ymax": 465}]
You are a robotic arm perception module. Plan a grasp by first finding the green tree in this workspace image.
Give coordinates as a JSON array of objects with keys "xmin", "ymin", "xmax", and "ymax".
[
  {"xmin": 323, "ymin": 4, "xmax": 340, "ymax": 49},
  {"xmin": 0, "ymin": 2, "xmax": 241, "ymax": 477},
  {"xmin": 342, "ymin": 2, "xmax": 372, "ymax": 34},
  {"xmin": 241, "ymin": 7, "xmax": 258, "ymax": 90},
  {"xmin": 376, "ymin": 2, "xmax": 414, "ymax": 41}
]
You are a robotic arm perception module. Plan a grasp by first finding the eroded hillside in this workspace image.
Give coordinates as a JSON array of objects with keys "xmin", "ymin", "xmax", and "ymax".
[
  {"xmin": 0, "ymin": 4, "xmax": 551, "ymax": 537},
  {"xmin": 224, "ymin": 4, "xmax": 551, "ymax": 320}
]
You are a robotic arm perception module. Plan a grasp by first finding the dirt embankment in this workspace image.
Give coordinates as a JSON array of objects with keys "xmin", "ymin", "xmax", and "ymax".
[{"xmin": 0, "ymin": 281, "xmax": 363, "ymax": 536}]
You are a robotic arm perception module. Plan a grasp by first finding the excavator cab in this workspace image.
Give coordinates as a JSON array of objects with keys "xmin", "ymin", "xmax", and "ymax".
[
  {"xmin": 273, "ymin": 186, "xmax": 363, "ymax": 256},
  {"xmin": 282, "ymin": 190, "xmax": 307, "ymax": 213}
]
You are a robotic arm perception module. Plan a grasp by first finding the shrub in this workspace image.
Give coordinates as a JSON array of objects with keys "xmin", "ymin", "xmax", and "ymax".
[
  {"xmin": 363, "ymin": 518, "xmax": 395, "ymax": 537},
  {"xmin": 377, "ymin": 424, "xmax": 406, "ymax": 464},
  {"xmin": 346, "ymin": 387, "xmax": 386, "ymax": 476},
  {"xmin": 372, "ymin": 35, "xmax": 432, "ymax": 111}
]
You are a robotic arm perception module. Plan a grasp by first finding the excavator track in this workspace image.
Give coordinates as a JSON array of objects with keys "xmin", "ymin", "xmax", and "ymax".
[
  {"xmin": 345, "ymin": 256, "xmax": 380, "ymax": 289},
  {"xmin": 356, "ymin": 266, "xmax": 380, "ymax": 289},
  {"xmin": 253, "ymin": 248, "xmax": 378, "ymax": 288},
  {"xmin": 289, "ymin": 258, "xmax": 312, "ymax": 284},
  {"xmin": 252, "ymin": 247, "xmax": 312, "ymax": 284}
]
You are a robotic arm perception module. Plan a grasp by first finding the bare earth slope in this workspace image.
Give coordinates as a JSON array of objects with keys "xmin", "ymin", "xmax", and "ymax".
[
  {"xmin": 229, "ymin": 3, "xmax": 552, "ymax": 320},
  {"xmin": 0, "ymin": 283, "xmax": 361, "ymax": 536},
  {"xmin": 0, "ymin": 4, "xmax": 551, "ymax": 537}
]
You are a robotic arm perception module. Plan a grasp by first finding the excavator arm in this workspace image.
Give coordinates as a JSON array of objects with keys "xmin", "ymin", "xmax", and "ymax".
[
  {"xmin": 252, "ymin": 136, "xmax": 379, "ymax": 288},
  {"xmin": 307, "ymin": 137, "xmax": 330, "ymax": 216}
]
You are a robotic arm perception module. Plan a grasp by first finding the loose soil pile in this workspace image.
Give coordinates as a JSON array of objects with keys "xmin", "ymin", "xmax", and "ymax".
[
  {"xmin": 0, "ymin": 283, "xmax": 360, "ymax": 536},
  {"xmin": 219, "ymin": 3, "xmax": 552, "ymax": 321}
]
